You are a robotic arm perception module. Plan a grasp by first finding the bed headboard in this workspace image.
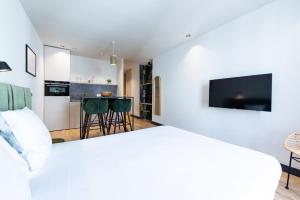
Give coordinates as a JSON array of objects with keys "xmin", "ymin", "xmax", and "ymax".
[{"xmin": 0, "ymin": 82, "xmax": 32, "ymax": 111}]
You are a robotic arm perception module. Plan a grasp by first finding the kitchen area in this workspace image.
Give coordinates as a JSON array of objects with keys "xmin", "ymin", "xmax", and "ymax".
[{"xmin": 43, "ymin": 46, "xmax": 122, "ymax": 132}]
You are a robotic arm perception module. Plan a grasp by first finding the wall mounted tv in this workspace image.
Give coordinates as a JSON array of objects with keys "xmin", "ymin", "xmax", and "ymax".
[{"xmin": 209, "ymin": 73, "xmax": 272, "ymax": 112}]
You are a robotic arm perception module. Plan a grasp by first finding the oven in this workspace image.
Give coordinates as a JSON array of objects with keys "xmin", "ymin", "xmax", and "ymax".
[{"xmin": 45, "ymin": 80, "xmax": 70, "ymax": 96}]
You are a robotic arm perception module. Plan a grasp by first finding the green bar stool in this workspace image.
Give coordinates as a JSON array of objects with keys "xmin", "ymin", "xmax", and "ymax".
[
  {"xmin": 82, "ymin": 98, "xmax": 108, "ymax": 139},
  {"xmin": 108, "ymin": 98, "xmax": 132, "ymax": 134}
]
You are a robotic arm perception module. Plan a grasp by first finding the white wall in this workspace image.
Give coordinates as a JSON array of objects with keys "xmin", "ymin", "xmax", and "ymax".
[
  {"xmin": 124, "ymin": 60, "xmax": 140, "ymax": 116},
  {"xmin": 153, "ymin": 0, "xmax": 300, "ymax": 167},
  {"xmin": 70, "ymin": 55, "xmax": 117, "ymax": 84},
  {"xmin": 0, "ymin": 0, "xmax": 44, "ymax": 119}
]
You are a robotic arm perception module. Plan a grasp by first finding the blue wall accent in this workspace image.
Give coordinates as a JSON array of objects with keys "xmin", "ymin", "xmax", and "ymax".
[{"xmin": 70, "ymin": 83, "xmax": 117, "ymax": 101}]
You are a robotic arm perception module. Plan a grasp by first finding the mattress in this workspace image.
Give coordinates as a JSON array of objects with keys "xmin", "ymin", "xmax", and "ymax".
[{"xmin": 30, "ymin": 126, "xmax": 281, "ymax": 200}]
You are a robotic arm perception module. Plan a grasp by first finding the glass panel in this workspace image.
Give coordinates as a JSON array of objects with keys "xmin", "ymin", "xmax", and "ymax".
[{"xmin": 49, "ymin": 87, "xmax": 66, "ymax": 94}]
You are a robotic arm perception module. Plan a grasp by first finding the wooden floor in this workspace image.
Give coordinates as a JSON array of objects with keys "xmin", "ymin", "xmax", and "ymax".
[
  {"xmin": 51, "ymin": 117, "xmax": 156, "ymax": 142},
  {"xmin": 51, "ymin": 118, "xmax": 300, "ymax": 200},
  {"xmin": 275, "ymin": 173, "xmax": 300, "ymax": 200}
]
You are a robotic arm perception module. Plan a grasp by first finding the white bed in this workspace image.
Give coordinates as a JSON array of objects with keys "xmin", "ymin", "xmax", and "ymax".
[{"xmin": 30, "ymin": 126, "xmax": 281, "ymax": 200}]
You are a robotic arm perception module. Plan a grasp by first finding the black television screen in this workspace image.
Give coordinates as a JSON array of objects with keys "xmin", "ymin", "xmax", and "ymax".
[{"xmin": 209, "ymin": 74, "xmax": 272, "ymax": 112}]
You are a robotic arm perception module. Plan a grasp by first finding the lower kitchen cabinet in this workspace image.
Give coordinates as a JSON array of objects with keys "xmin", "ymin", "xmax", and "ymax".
[{"xmin": 44, "ymin": 96, "xmax": 70, "ymax": 131}]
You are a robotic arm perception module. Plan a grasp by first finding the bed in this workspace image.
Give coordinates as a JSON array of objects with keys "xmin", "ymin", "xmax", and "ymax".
[
  {"xmin": 30, "ymin": 126, "xmax": 281, "ymax": 200},
  {"xmin": 0, "ymin": 83, "xmax": 281, "ymax": 200}
]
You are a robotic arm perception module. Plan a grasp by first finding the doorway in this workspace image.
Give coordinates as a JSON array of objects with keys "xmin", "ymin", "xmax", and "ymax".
[{"xmin": 124, "ymin": 69, "xmax": 132, "ymax": 97}]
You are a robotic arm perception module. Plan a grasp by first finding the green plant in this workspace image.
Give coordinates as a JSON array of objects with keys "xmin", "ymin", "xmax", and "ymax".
[{"xmin": 106, "ymin": 79, "xmax": 112, "ymax": 84}]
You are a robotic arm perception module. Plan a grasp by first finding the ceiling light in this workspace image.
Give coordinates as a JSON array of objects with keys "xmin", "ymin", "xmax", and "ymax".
[
  {"xmin": 110, "ymin": 55, "xmax": 117, "ymax": 66},
  {"xmin": 110, "ymin": 41, "xmax": 117, "ymax": 66}
]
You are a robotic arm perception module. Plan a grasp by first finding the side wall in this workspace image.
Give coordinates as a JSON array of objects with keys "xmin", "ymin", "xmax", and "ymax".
[
  {"xmin": 153, "ymin": 0, "xmax": 300, "ymax": 167},
  {"xmin": 0, "ymin": 0, "xmax": 44, "ymax": 119}
]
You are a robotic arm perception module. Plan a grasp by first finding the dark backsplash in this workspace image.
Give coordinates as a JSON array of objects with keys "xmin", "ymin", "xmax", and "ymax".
[{"xmin": 70, "ymin": 83, "xmax": 118, "ymax": 101}]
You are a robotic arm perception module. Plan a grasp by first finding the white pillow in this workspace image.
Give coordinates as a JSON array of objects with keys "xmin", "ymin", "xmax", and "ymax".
[
  {"xmin": 0, "ymin": 136, "xmax": 31, "ymax": 200},
  {"xmin": 0, "ymin": 113, "xmax": 24, "ymax": 154},
  {"xmin": 1, "ymin": 107, "xmax": 52, "ymax": 173}
]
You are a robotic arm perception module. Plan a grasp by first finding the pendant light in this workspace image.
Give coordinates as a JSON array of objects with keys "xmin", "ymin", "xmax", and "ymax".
[
  {"xmin": 0, "ymin": 61, "xmax": 12, "ymax": 72},
  {"xmin": 110, "ymin": 41, "xmax": 117, "ymax": 66}
]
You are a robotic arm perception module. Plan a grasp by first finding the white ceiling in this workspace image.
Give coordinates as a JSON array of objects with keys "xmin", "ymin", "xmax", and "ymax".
[{"xmin": 20, "ymin": 0, "xmax": 274, "ymax": 63}]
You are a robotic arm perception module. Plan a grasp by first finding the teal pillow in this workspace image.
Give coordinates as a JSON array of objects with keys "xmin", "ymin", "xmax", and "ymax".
[{"xmin": 0, "ymin": 113, "xmax": 23, "ymax": 154}]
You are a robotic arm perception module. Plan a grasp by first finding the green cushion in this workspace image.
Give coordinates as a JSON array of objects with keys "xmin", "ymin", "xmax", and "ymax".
[
  {"xmin": 0, "ymin": 83, "xmax": 12, "ymax": 111},
  {"xmin": 0, "ymin": 82, "xmax": 32, "ymax": 111},
  {"xmin": 111, "ymin": 99, "xmax": 132, "ymax": 113},
  {"xmin": 24, "ymin": 88, "xmax": 32, "ymax": 109},
  {"xmin": 11, "ymin": 86, "xmax": 26, "ymax": 110},
  {"xmin": 83, "ymin": 98, "xmax": 108, "ymax": 114}
]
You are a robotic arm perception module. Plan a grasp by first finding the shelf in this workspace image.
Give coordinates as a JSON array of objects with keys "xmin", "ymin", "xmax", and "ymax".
[
  {"xmin": 140, "ymin": 103, "xmax": 152, "ymax": 105},
  {"xmin": 140, "ymin": 63, "xmax": 153, "ymax": 121}
]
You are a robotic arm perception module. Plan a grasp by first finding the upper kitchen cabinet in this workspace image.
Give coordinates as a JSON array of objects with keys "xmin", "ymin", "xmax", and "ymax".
[{"xmin": 44, "ymin": 46, "xmax": 70, "ymax": 81}]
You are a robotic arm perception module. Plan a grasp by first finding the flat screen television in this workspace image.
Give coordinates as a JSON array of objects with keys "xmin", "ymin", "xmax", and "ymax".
[{"xmin": 209, "ymin": 74, "xmax": 272, "ymax": 112}]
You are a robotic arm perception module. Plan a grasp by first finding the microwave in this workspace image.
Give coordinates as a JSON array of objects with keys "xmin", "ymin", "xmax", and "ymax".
[{"xmin": 45, "ymin": 80, "xmax": 70, "ymax": 96}]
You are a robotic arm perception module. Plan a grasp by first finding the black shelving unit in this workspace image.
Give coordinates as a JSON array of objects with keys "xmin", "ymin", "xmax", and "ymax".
[{"xmin": 140, "ymin": 61, "xmax": 152, "ymax": 120}]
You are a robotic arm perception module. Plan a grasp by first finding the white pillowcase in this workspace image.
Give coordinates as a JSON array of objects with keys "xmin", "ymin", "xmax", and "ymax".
[
  {"xmin": 0, "ymin": 136, "xmax": 31, "ymax": 200},
  {"xmin": 1, "ymin": 107, "xmax": 52, "ymax": 173}
]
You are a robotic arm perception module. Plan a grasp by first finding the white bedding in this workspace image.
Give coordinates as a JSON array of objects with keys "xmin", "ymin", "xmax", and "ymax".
[{"xmin": 30, "ymin": 126, "xmax": 281, "ymax": 200}]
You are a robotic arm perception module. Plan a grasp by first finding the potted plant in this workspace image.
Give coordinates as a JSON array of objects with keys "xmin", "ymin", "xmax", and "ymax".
[{"xmin": 106, "ymin": 79, "xmax": 112, "ymax": 84}]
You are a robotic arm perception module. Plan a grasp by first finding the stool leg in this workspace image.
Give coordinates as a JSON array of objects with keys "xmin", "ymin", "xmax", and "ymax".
[
  {"xmin": 82, "ymin": 114, "xmax": 89, "ymax": 139},
  {"xmin": 286, "ymin": 152, "xmax": 293, "ymax": 189},
  {"xmin": 100, "ymin": 114, "xmax": 106, "ymax": 136},
  {"xmin": 122, "ymin": 112, "xmax": 127, "ymax": 132},
  {"xmin": 105, "ymin": 110, "xmax": 110, "ymax": 127},
  {"xmin": 114, "ymin": 112, "xmax": 117, "ymax": 134},
  {"xmin": 99, "ymin": 115, "xmax": 102, "ymax": 131},
  {"xmin": 86, "ymin": 114, "xmax": 92, "ymax": 139},
  {"xmin": 108, "ymin": 111, "xmax": 114, "ymax": 134},
  {"xmin": 127, "ymin": 112, "xmax": 133, "ymax": 131},
  {"xmin": 117, "ymin": 113, "xmax": 121, "ymax": 130},
  {"xmin": 98, "ymin": 114, "xmax": 104, "ymax": 136}
]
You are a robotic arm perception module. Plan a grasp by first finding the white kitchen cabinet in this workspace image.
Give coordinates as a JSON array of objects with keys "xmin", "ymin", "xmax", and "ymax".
[
  {"xmin": 44, "ymin": 96, "xmax": 70, "ymax": 131},
  {"xmin": 70, "ymin": 102, "xmax": 81, "ymax": 129},
  {"xmin": 44, "ymin": 46, "xmax": 70, "ymax": 81}
]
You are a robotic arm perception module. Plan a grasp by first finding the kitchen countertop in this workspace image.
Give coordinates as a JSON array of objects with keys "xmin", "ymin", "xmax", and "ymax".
[{"xmin": 70, "ymin": 96, "xmax": 134, "ymax": 103}]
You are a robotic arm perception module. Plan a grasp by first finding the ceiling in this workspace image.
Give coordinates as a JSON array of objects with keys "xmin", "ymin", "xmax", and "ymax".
[{"xmin": 20, "ymin": 0, "xmax": 274, "ymax": 63}]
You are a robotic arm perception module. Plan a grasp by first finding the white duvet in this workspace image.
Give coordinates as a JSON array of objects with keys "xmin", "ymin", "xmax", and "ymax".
[{"xmin": 30, "ymin": 126, "xmax": 281, "ymax": 200}]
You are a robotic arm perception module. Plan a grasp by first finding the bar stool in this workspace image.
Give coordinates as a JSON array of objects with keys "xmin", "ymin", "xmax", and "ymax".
[
  {"xmin": 82, "ymin": 98, "xmax": 108, "ymax": 139},
  {"xmin": 284, "ymin": 133, "xmax": 300, "ymax": 189},
  {"xmin": 108, "ymin": 98, "xmax": 132, "ymax": 134}
]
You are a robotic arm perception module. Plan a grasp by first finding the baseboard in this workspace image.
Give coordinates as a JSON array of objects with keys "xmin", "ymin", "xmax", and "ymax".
[{"xmin": 281, "ymin": 164, "xmax": 300, "ymax": 177}]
